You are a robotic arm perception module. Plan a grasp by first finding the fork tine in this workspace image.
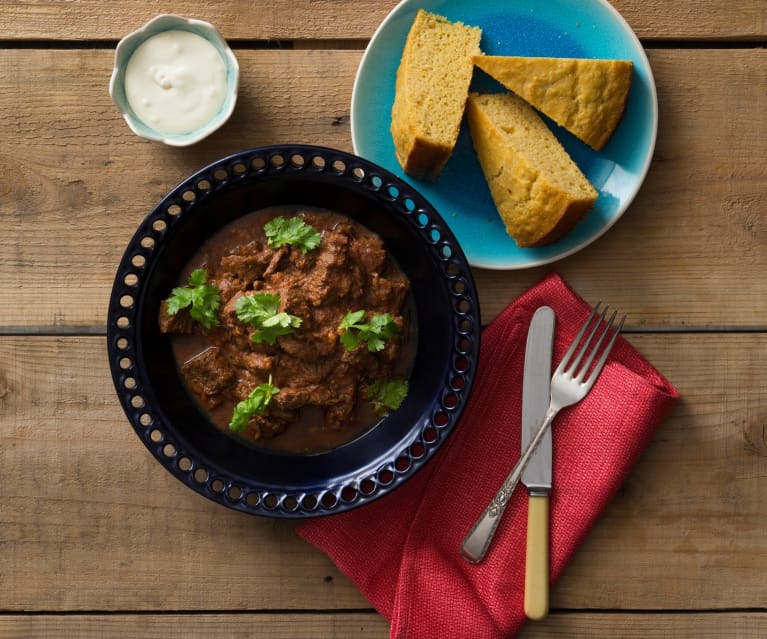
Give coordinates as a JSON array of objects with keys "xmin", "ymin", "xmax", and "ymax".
[
  {"xmin": 574, "ymin": 308, "xmax": 617, "ymax": 383},
  {"xmin": 554, "ymin": 303, "xmax": 601, "ymax": 376},
  {"xmin": 568, "ymin": 305, "xmax": 610, "ymax": 378},
  {"xmin": 582, "ymin": 313, "xmax": 625, "ymax": 391}
]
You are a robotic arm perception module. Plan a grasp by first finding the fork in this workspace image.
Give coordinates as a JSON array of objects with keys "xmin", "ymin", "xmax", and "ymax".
[{"xmin": 461, "ymin": 303, "xmax": 626, "ymax": 564}]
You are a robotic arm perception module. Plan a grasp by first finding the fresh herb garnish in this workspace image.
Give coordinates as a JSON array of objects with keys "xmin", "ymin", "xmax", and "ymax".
[
  {"xmin": 367, "ymin": 379, "xmax": 409, "ymax": 416},
  {"xmin": 165, "ymin": 268, "xmax": 221, "ymax": 329},
  {"xmin": 234, "ymin": 292, "xmax": 280, "ymax": 325},
  {"xmin": 254, "ymin": 312, "xmax": 302, "ymax": 344},
  {"xmin": 229, "ymin": 375, "xmax": 280, "ymax": 432},
  {"xmin": 264, "ymin": 216, "xmax": 322, "ymax": 254},
  {"xmin": 337, "ymin": 310, "xmax": 398, "ymax": 352},
  {"xmin": 234, "ymin": 293, "xmax": 302, "ymax": 344}
]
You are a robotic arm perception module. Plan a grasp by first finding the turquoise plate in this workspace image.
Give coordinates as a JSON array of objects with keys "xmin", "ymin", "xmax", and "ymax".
[{"xmin": 351, "ymin": 0, "xmax": 657, "ymax": 269}]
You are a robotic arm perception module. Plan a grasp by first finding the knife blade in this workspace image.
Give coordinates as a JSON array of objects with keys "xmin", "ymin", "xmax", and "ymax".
[{"xmin": 521, "ymin": 306, "xmax": 555, "ymax": 621}]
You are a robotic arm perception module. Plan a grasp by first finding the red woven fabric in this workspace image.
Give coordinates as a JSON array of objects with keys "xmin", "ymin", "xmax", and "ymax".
[{"xmin": 297, "ymin": 274, "xmax": 679, "ymax": 638}]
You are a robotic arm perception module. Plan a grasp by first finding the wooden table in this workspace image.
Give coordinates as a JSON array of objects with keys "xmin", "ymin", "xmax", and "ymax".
[{"xmin": 1, "ymin": 1, "xmax": 765, "ymax": 637}]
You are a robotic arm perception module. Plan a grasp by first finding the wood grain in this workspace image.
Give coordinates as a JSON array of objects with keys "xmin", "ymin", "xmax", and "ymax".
[
  {"xmin": 0, "ymin": 0, "xmax": 765, "ymax": 41},
  {"xmin": 2, "ymin": 612, "xmax": 767, "ymax": 638},
  {"xmin": 0, "ymin": 48, "xmax": 354, "ymax": 330},
  {"xmin": 0, "ymin": 48, "xmax": 764, "ymax": 330},
  {"xmin": 2, "ymin": 0, "xmax": 764, "ymax": 635},
  {"xmin": 1, "ymin": 333, "xmax": 765, "ymax": 613}
]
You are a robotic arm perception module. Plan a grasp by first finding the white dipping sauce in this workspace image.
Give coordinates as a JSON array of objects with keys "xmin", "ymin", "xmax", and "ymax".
[{"xmin": 124, "ymin": 30, "xmax": 228, "ymax": 135}]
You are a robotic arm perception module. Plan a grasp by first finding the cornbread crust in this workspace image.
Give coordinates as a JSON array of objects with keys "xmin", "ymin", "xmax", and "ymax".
[
  {"xmin": 473, "ymin": 56, "xmax": 633, "ymax": 150},
  {"xmin": 390, "ymin": 9, "xmax": 482, "ymax": 180},
  {"xmin": 465, "ymin": 92, "xmax": 598, "ymax": 248}
]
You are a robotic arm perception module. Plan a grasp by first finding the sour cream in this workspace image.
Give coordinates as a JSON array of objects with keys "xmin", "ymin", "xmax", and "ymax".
[{"xmin": 124, "ymin": 30, "xmax": 228, "ymax": 135}]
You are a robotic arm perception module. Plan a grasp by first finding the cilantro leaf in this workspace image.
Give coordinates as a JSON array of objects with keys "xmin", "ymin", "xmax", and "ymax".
[
  {"xmin": 338, "ymin": 310, "xmax": 398, "ymax": 352},
  {"xmin": 253, "ymin": 311, "xmax": 302, "ymax": 345},
  {"xmin": 367, "ymin": 379, "xmax": 409, "ymax": 416},
  {"xmin": 164, "ymin": 268, "xmax": 221, "ymax": 329},
  {"xmin": 234, "ymin": 293, "xmax": 302, "ymax": 344},
  {"xmin": 188, "ymin": 269, "xmax": 207, "ymax": 287},
  {"xmin": 165, "ymin": 287, "xmax": 192, "ymax": 316},
  {"xmin": 229, "ymin": 376, "xmax": 280, "ymax": 433},
  {"xmin": 339, "ymin": 329, "xmax": 360, "ymax": 351},
  {"xmin": 338, "ymin": 309, "xmax": 366, "ymax": 329},
  {"xmin": 264, "ymin": 216, "xmax": 322, "ymax": 254},
  {"xmin": 234, "ymin": 293, "xmax": 281, "ymax": 324}
]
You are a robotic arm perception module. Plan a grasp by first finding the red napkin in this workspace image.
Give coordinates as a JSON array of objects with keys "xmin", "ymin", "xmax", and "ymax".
[{"xmin": 297, "ymin": 273, "xmax": 678, "ymax": 638}]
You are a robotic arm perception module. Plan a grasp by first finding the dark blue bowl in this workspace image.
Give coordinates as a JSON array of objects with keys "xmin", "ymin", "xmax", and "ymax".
[{"xmin": 107, "ymin": 145, "xmax": 481, "ymax": 518}]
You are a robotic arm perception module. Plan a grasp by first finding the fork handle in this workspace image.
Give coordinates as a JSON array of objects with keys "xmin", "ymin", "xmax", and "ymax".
[{"xmin": 461, "ymin": 406, "xmax": 558, "ymax": 563}]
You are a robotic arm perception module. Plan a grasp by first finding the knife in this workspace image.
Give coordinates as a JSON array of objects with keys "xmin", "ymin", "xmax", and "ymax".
[{"xmin": 521, "ymin": 306, "xmax": 555, "ymax": 621}]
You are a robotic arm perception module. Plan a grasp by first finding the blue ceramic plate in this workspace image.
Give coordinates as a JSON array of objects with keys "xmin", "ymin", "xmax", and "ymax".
[{"xmin": 352, "ymin": 0, "xmax": 657, "ymax": 269}]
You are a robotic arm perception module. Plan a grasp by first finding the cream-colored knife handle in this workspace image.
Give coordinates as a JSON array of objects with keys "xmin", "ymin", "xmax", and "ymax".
[{"xmin": 524, "ymin": 494, "xmax": 550, "ymax": 620}]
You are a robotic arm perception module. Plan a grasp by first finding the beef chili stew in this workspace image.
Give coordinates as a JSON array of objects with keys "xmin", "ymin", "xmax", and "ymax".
[{"xmin": 159, "ymin": 207, "xmax": 417, "ymax": 453}]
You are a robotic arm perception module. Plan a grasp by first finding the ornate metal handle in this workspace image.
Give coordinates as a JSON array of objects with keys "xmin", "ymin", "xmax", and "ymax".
[{"xmin": 460, "ymin": 405, "xmax": 558, "ymax": 563}]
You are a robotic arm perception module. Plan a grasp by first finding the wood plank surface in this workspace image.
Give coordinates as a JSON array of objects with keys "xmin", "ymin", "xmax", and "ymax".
[
  {"xmin": 0, "ymin": 48, "xmax": 764, "ymax": 330},
  {"xmin": 1, "ymin": 333, "xmax": 765, "ymax": 612},
  {"xmin": 2, "ymin": 612, "xmax": 767, "ymax": 639},
  {"xmin": 3, "ymin": 0, "xmax": 764, "ymax": 636},
  {"xmin": 1, "ymin": 0, "xmax": 765, "ymax": 41},
  {"xmin": 0, "ymin": 48, "xmax": 354, "ymax": 330}
]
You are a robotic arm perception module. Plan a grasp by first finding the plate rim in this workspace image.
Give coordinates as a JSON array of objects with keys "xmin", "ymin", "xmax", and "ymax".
[{"xmin": 351, "ymin": 0, "xmax": 659, "ymax": 270}]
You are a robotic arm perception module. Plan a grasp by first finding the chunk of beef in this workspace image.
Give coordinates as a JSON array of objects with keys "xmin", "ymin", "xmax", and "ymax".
[
  {"xmin": 233, "ymin": 370, "xmax": 259, "ymax": 401},
  {"xmin": 299, "ymin": 228, "xmax": 356, "ymax": 305},
  {"xmin": 364, "ymin": 273, "xmax": 409, "ymax": 311},
  {"xmin": 220, "ymin": 250, "xmax": 265, "ymax": 284},
  {"xmin": 323, "ymin": 378, "xmax": 356, "ymax": 429},
  {"xmin": 272, "ymin": 384, "xmax": 339, "ymax": 410},
  {"xmin": 271, "ymin": 379, "xmax": 355, "ymax": 431},
  {"xmin": 216, "ymin": 273, "xmax": 245, "ymax": 306},
  {"xmin": 234, "ymin": 351, "xmax": 274, "ymax": 372},
  {"xmin": 159, "ymin": 300, "xmax": 195, "ymax": 334},
  {"xmin": 244, "ymin": 412, "xmax": 290, "ymax": 441},
  {"xmin": 219, "ymin": 290, "xmax": 254, "ymax": 341},
  {"xmin": 263, "ymin": 246, "xmax": 288, "ymax": 277},
  {"xmin": 180, "ymin": 347, "xmax": 235, "ymax": 405},
  {"xmin": 278, "ymin": 329, "xmax": 337, "ymax": 359},
  {"xmin": 349, "ymin": 233, "xmax": 387, "ymax": 274},
  {"xmin": 276, "ymin": 350, "xmax": 340, "ymax": 385}
]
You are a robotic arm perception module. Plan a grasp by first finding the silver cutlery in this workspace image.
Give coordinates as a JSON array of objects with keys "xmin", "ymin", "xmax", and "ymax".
[{"xmin": 460, "ymin": 303, "xmax": 625, "ymax": 564}]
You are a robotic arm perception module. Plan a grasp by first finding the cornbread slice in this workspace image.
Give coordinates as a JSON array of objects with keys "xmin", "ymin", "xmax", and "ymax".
[
  {"xmin": 473, "ymin": 55, "xmax": 633, "ymax": 150},
  {"xmin": 390, "ymin": 9, "xmax": 482, "ymax": 180},
  {"xmin": 465, "ymin": 92, "xmax": 598, "ymax": 248}
]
